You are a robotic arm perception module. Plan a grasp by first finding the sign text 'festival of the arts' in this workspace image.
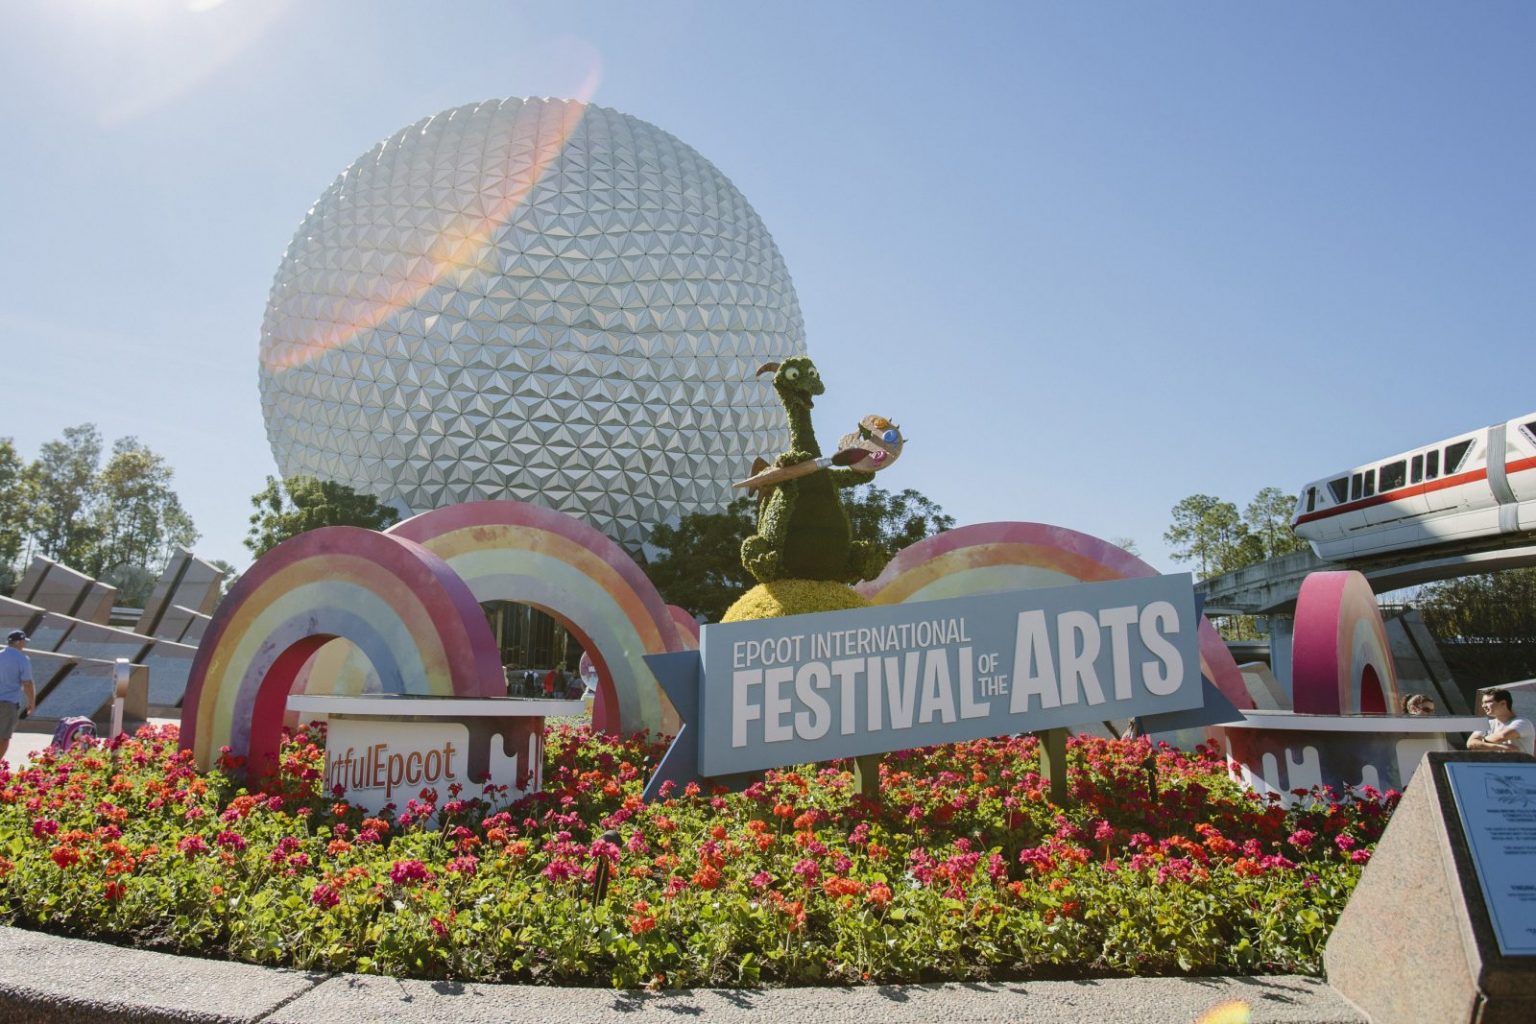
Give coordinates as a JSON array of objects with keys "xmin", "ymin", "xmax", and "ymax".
[{"xmin": 644, "ymin": 574, "xmax": 1217, "ymax": 795}]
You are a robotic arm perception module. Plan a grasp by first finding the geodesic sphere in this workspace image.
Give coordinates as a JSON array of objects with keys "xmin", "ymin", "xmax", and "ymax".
[{"xmin": 258, "ymin": 98, "xmax": 803, "ymax": 547}]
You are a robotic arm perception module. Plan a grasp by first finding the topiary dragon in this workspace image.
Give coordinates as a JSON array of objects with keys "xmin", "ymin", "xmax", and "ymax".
[{"xmin": 739, "ymin": 356, "xmax": 890, "ymax": 585}]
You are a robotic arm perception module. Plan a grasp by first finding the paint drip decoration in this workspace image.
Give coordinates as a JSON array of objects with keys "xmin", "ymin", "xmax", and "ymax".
[
  {"xmin": 855, "ymin": 521, "xmax": 1252, "ymax": 712},
  {"xmin": 1291, "ymin": 570, "xmax": 1400, "ymax": 715}
]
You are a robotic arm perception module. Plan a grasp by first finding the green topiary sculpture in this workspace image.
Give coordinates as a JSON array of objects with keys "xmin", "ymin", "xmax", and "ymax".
[{"xmin": 738, "ymin": 357, "xmax": 887, "ymax": 588}]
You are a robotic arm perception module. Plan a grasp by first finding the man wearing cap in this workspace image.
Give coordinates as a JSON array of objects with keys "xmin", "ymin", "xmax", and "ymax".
[{"xmin": 0, "ymin": 630, "xmax": 37, "ymax": 763}]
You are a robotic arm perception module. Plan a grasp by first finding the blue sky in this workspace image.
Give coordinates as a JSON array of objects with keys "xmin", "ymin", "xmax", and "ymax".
[{"xmin": 3, "ymin": 1, "xmax": 1533, "ymax": 572}]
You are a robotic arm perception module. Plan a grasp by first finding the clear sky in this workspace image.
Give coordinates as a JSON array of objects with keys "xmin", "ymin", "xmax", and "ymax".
[{"xmin": 3, "ymin": 1, "xmax": 1532, "ymax": 573}]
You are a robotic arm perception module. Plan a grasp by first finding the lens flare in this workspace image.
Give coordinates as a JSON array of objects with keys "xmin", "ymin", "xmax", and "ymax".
[
  {"xmin": 263, "ymin": 98, "xmax": 597, "ymax": 375},
  {"xmin": 1196, "ymin": 1000, "xmax": 1251, "ymax": 1024}
]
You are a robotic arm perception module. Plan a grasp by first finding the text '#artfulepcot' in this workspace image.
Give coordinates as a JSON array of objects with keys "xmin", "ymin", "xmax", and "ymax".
[{"xmin": 697, "ymin": 575, "xmax": 1203, "ymax": 776}]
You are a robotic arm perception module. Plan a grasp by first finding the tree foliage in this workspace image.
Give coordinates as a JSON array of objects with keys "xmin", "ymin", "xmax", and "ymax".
[
  {"xmin": 1164, "ymin": 486, "xmax": 1307, "ymax": 642},
  {"xmin": 1417, "ymin": 569, "xmax": 1536, "ymax": 684},
  {"xmin": 87, "ymin": 437, "xmax": 198, "ymax": 578},
  {"xmin": 1244, "ymin": 487, "xmax": 1309, "ymax": 561},
  {"xmin": 1419, "ymin": 568, "xmax": 1536, "ymax": 643},
  {"xmin": 646, "ymin": 485, "xmax": 955, "ymax": 622},
  {"xmin": 1164, "ymin": 486, "xmax": 1304, "ymax": 579},
  {"xmin": 845, "ymin": 486, "xmax": 956, "ymax": 564},
  {"xmin": 0, "ymin": 425, "xmax": 198, "ymax": 596},
  {"xmin": 245, "ymin": 476, "xmax": 402, "ymax": 558},
  {"xmin": 644, "ymin": 497, "xmax": 757, "ymax": 624},
  {"xmin": 27, "ymin": 423, "xmax": 104, "ymax": 568},
  {"xmin": 0, "ymin": 440, "xmax": 31, "ymax": 593}
]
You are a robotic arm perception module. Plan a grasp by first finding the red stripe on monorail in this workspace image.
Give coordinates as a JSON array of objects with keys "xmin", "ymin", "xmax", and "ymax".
[{"xmin": 1293, "ymin": 453, "xmax": 1536, "ymax": 528}]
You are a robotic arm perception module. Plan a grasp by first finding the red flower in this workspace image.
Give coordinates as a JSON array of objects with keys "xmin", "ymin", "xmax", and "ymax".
[{"xmin": 628, "ymin": 899, "xmax": 658, "ymax": 935}]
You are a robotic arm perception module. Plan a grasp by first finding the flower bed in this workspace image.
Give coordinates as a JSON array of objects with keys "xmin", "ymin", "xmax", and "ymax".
[{"xmin": 0, "ymin": 723, "xmax": 1395, "ymax": 988}]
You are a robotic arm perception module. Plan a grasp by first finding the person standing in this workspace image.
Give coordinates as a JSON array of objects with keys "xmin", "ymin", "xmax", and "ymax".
[
  {"xmin": 0, "ymin": 630, "xmax": 38, "ymax": 764},
  {"xmin": 1467, "ymin": 687, "xmax": 1535, "ymax": 755}
]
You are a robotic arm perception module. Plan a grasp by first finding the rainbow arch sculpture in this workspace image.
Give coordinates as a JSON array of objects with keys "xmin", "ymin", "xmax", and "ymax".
[
  {"xmin": 181, "ymin": 527, "xmax": 505, "ymax": 772},
  {"xmin": 183, "ymin": 502, "xmax": 689, "ymax": 772},
  {"xmin": 1291, "ymin": 570, "xmax": 1400, "ymax": 715},
  {"xmin": 386, "ymin": 502, "xmax": 682, "ymax": 736},
  {"xmin": 857, "ymin": 522, "xmax": 1251, "ymax": 711}
]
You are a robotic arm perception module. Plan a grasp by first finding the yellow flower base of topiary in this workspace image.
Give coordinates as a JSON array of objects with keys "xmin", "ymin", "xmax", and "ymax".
[{"xmin": 721, "ymin": 579, "xmax": 872, "ymax": 622}]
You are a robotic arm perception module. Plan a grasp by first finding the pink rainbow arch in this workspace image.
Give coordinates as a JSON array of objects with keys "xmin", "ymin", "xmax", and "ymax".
[
  {"xmin": 180, "ymin": 527, "xmax": 503, "ymax": 772},
  {"xmin": 386, "ymin": 502, "xmax": 683, "ymax": 737},
  {"xmin": 1292, "ymin": 570, "xmax": 1400, "ymax": 715},
  {"xmin": 857, "ymin": 522, "xmax": 1251, "ymax": 711}
]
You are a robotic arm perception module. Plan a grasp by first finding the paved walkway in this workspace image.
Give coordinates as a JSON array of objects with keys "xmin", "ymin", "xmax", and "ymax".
[{"xmin": 0, "ymin": 925, "xmax": 1366, "ymax": 1024}]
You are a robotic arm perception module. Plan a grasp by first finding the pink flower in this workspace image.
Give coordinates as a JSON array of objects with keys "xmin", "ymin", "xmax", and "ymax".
[
  {"xmin": 389, "ymin": 859, "xmax": 431, "ymax": 885},
  {"xmin": 446, "ymin": 855, "xmax": 478, "ymax": 876},
  {"xmin": 214, "ymin": 831, "xmax": 247, "ymax": 852},
  {"xmin": 1335, "ymin": 833, "xmax": 1358, "ymax": 852},
  {"xmin": 177, "ymin": 835, "xmax": 209, "ymax": 858},
  {"xmin": 310, "ymin": 883, "xmax": 340, "ymax": 909},
  {"xmin": 1287, "ymin": 829, "xmax": 1316, "ymax": 850}
]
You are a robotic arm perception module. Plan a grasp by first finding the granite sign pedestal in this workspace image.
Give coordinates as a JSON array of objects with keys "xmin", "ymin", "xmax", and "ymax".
[{"xmin": 1324, "ymin": 751, "xmax": 1536, "ymax": 1024}]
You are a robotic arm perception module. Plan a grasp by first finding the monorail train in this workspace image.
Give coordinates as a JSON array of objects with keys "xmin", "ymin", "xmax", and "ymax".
[{"xmin": 1292, "ymin": 411, "xmax": 1536, "ymax": 561}]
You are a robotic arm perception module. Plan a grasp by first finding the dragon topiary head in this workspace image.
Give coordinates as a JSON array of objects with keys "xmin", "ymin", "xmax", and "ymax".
[{"xmin": 757, "ymin": 356, "xmax": 824, "ymax": 411}]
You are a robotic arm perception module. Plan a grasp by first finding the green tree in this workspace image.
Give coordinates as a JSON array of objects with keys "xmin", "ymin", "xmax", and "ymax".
[
  {"xmin": 0, "ymin": 439, "xmax": 32, "ymax": 593},
  {"xmin": 1418, "ymin": 568, "xmax": 1536, "ymax": 684},
  {"xmin": 845, "ymin": 486, "xmax": 956, "ymax": 564},
  {"xmin": 87, "ymin": 437, "xmax": 199, "ymax": 578},
  {"xmin": 1163, "ymin": 494, "xmax": 1248, "ymax": 578},
  {"xmin": 27, "ymin": 423, "xmax": 103, "ymax": 567},
  {"xmin": 245, "ymin": 476, "xmax": 402, "ymax": 558},
  {"xmin": 1244, "ymin": 486, "xmax": 1307, "ymax": 560},
  {"xmin": 643, "ymin": 496, "xmax": 757, "ymax": 624},
  {"xmin": 646, "ymin": 485, "xmax": 954, "ymax": 622}
]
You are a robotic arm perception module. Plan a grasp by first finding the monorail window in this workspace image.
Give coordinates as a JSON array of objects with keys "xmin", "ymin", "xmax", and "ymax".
[
  {"xmin": 1351, "ymin": 473, "xmax": 1363, "ymax": 501},
  {"xmin": 1524, "ymin": 421, "xmax": 1536, "ymax": 444},
  {"xmin": 1411, "ymin": 455, "xmax": 1423, "ymax": 484},
  {"xmin": 1379, "ymin": 460, "xmax": 1406, "ymax": 491},
  {"xmin": 1329, "ymin": 478, "xmax": 1349, "ymax": 503},
  {"xmin": 1306, "ymin": 487, "xmax": 1316, "ymax": 513},
  {"xmin": 1445, "ymin": 440, "xmax": 1473, "ymax": 474},
  {"xmin": 1426, "ymin": 450, "xmax": 1439, "ymax": 478},
  {"xmin": 1363, "ymin": 469, "xmax": 1376, "ymax": 497}
]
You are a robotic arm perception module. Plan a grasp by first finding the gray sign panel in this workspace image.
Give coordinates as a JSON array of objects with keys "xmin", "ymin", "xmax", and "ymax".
[
  {"xmin": 698, "ymin": 574, "xmax": 1203, "ymax": 776},
  {"xmin": 1445, "ymin": 761, "xmax": 1536, "ymax": 956}
]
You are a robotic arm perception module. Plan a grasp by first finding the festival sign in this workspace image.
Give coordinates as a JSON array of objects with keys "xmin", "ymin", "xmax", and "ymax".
[{"xmin": 644, "ymin": 574, "xmax": 1240, "ymax": 799}]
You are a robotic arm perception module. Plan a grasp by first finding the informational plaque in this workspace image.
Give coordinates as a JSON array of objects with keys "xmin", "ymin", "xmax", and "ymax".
[{"xmin": 1445, "ymin": 761, "xmax": 1536, "ymax": 956}]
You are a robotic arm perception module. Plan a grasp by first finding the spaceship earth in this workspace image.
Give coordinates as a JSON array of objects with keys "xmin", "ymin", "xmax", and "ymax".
[{"xmin": 259, "ymin": 98, "xmax": 804, "ymax": 547}]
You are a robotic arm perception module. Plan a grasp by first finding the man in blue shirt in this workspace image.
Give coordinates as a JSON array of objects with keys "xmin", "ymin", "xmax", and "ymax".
[{"xmin": 0, "ymin": 629, "xmax": 37, "ymax": 764}]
